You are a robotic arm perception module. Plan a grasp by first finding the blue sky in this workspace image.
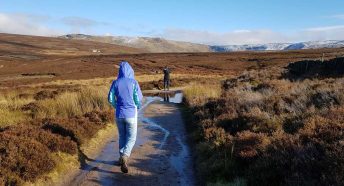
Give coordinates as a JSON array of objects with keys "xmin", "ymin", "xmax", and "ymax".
[{"xmin": 1, "ymin": 0, "xmax": 344, "ymax": 44}]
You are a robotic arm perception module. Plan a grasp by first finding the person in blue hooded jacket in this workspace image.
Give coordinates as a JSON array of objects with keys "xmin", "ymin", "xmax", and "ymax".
[{"xmin": 108, "ymin": 61, "xmax": 143, "ymax": 173}]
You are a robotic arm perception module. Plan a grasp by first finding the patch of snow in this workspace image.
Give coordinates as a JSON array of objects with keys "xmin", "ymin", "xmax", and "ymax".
[{"xmin": 211, "ymin": 40, "xmax": 344, "ymax": 52}]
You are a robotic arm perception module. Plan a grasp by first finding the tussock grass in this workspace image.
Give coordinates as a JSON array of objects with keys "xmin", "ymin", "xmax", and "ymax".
[
  {"xmin": 37, "ymin": 93, "xmax": 80, "ymax": 118},
  {"xmin": 0, "ymin": 85, "xmax": 111, "ymax": 127},
  {"xmin": 36, "ymin": 86, "xmax": 110, "ymax": 119},
  {"xmin": 0, "ymin": 110, "xmax": 26, "ymax": 127},
  {"xmin": 137, "ymin": 74, "xmax": 224, "ymax": 82},
  {"xmin": 0, "ymin": 92, "xmax": 33, "ymax": 110},
  {"xmin": 38, "ymin": 78, "xmax": 113, "ymax": 87},
  {"xmin": 183, "ymin": 83, "xmax": 222, "ymax": 106},
  {"xmin": 24, "ymin": 74, "xmax": 224, "ymax": 91},
  {"xmin": 0, "ymin": 92, "xmax": 34, "ymax": 126}
]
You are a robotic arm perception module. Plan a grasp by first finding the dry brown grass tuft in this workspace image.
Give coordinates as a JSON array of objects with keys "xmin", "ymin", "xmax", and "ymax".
[
  {"xmin": 36, "ymin": 86, "xmax": 110, "ymax": 119},
  {"xmin": 0, "ymin": 83, "xmax": 111, "ymax": 127},
  {"xmin": 0, "ymin": 91, "xmax": 34, "ymax": 126},
  {"xmin": 183, "ymin": 83, "xmax": 222, "ymax": 106}
]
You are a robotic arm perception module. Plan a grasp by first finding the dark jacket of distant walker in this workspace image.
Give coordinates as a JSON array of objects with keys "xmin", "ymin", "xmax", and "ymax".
[
  {"xmin": 163, "ymin": 67, "xmax": 170, "ymax": 90},
  {"xmin": 163, "ymin": 67, "xmax": 170, "ymax": 82}
]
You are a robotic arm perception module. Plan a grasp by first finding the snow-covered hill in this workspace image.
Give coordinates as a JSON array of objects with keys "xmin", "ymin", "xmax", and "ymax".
[
  {"xmin": 60, "ymin": 34, "xmax": 344, "ymax": 53},
  {"xmin": 211, "ymin": 40, "xmax": 344, "ymax": 52}
]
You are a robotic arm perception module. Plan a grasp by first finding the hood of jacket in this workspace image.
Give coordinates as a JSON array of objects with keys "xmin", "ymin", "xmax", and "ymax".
[{"xmin": 117, "ymin": 61, "xmax": 134, "ymax": 79}]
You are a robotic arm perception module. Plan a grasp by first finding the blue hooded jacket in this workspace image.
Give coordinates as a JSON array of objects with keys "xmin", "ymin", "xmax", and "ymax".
[{"xmin": 108, "ymin": 61, "xmax": 143, "ymax": 118}]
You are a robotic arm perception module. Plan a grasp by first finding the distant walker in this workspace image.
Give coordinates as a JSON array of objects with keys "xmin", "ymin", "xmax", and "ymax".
[{"xmin": 163, "ymin": 66, "xmax": 170, "ymax": 91}]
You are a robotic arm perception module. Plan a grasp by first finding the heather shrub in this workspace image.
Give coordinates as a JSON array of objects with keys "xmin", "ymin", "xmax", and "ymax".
[
  {"xmin": 0, "ymin": 133, "xmax": 55, "ymax": 184},
  {"xmin": 2, "ymin": 124, "xmax": 77, "ymax": 154},
  {"xmin": 0, "ymin": 110, "xmax": 110, "ymax": 184},
  {"xmin": 0, "ymin": 83, "xmax": 113, "ymax": 184},
  {"xmin": 186, "ymin": 69, "xmax": 344, "ymax": 185},
  {"xmin": 43, "ymin": 111, "xmax": 109, "ymax": 145},
  {"xmin": 250, "ymin": 127, "xmax": 343, "ymax": 185},
  {"xmin": 233, "ymin": 131, "xmax": 270, "ymax": 161},
  {"xmin": 248, "ymin": 132, "xmax": 317, "ymax": 185},
  {"xmin": 34, "ymin": 90, "xmax": 58, "ymax": 100},
  {"xmin": 282, "ymin": 115, "xmax": 306, "ymax": 134}
]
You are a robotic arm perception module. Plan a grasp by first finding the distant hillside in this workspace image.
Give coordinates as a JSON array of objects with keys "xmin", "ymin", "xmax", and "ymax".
[
  {"xmin": 0, "ymin": 33, "xmax": 143, "ymax": 56},
  {"xmin": 0, "ymin": 33, "xmax": 143, "ymax": 87},
  {"xmin": 60, "ymin": 34, "xmax": 344, "ymax": 53},
  {"xmin": 59, "ymin": 34, "xmax": 211, "ymax": 53},
  {"xmin": 211, "ymin": 40, "xmax": 344, "ymax": 52}
]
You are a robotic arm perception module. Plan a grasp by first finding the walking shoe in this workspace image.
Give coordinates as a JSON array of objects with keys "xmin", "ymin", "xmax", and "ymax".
[{"xmin": 121, "ymin": 156, "xmax": 129, "ymax": 173}]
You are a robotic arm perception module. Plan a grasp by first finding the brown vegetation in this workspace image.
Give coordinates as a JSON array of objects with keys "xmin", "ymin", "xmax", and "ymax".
[
  {"xmin": 0, "ymin": 83, "xmax": 113, "ymax": 185},
  {"xmin": 0, "ymin": 111, "xmax": 113, "ymax": 185},
  {"xmin": 2, "ymin": 33, "xmax": 344, "ymax": 88},
  {"xmin": 185, "ymin": 65, "xmax": 344, "ymax": 185},
  {"xmin": 1, "ymin": 33, "xmax": 344, "ymax": 185}
]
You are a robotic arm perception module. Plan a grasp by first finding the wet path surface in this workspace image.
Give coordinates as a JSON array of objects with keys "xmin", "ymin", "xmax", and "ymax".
[{"xmin": 68, "ymin": 92, "xmax": 195, "ymax": 186}]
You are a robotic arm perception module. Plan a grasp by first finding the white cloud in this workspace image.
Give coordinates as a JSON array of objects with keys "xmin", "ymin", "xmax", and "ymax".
[
  {"xmin": 160, "ymin": 28, "xmax": 289, "ymax": 45},
  {"xmin": 1, "ymin": 12, "xmax": 344, "ymax": 45},
  {"xmin": 0, "ymin": 13, "xmax": 109, "ymax": 36},
  {"xmin": 159, "ymin": 25, "xmax": 344, "ymax": 45},
  {"xmin": 0, "ymin": 13, "xmax": 62, "ymax": 36},
  {"xmin": 300, "ymin": 25, "xmax": 344, "ymax": 41}
]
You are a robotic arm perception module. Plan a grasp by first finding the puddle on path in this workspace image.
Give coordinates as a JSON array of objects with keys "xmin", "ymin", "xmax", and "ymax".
[
  {"xmin": 143, "ymin": 90, "xmax": 183, "ymax": 104},
  {"xmin": 140, "ymin": 91, "xmax": 194, "ymax": 185},
  {"xmin": 137, "ymin": 91, "xmax": 183, "ymax": 148}
]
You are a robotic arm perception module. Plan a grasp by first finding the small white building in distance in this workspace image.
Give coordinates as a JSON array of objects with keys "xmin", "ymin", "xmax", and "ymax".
[{"xmin": 92, "ymin": 49, "xmax": 101, "ymax": 53}]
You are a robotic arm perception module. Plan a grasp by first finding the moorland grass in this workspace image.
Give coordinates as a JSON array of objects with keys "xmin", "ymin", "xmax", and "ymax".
[
  {"xmin": 0, "ymin": 92, "xmax": 34, "ymax": 126},
  {"xmin": 183, "ymin": 82, "xmax": 222, "ymax": 106},
  {"xmin": 185, "ymin": 69, "xmax": 344, "ymax": 185},
  {"xmin": 0, "ymin": 74, "xmax": 223, "ymax": 185},
  {"xmin": 0, "ymin": 80, "xmax": 115, "ymax": 185},
  {"xmin": 36, "ymin": 86, "xmax": 109, "ymax": 119}
]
